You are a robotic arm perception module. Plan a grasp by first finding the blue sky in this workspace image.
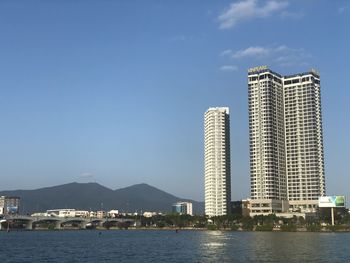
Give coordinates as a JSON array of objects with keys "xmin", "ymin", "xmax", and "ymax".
[{"xmin": 0, "ymin": 0, "xmax": 349, "ymax": 202}]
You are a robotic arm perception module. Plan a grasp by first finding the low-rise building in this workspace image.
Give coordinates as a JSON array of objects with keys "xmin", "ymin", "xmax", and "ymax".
[
  {"xmin": 108, "ymin": 210, "xmax": 119, "ymax": 218},
  {"xmin": 172, "ymin": 202, "xmax": 193, "ymax": 216},
  {"xmin": 243, "ymin": 199, "xmax": 289, "ymax": 217},
  {"xmin": 0, "ymin": 196, "xmax": 20, "ymax": 215},
  {"xmin": 242, "ymin": 198, "xmax": 319, "ymax": 219},
  {"xmin": 31, "ymin": 212, "xmax": 48, "ymax": 217},
  {"xmin": 242, "ymin": 199, "xmax": 251, "ymax": 217},
  {"xmin": 143, "ymin": 211, "xmax": 158, "ymax": 218},
  {"xmin": 250, "ymin": 199, "xmax": 289, "ymax": 216},
  {"xmin": 89, "ymin": 211, "xmax": 97, "ymax": 218},
  {"xmin": 46, "ymin": 209, "xmax": 76, "ymax": 217},
  {"xmin": 97, "ymin": 210, "xmax": 106, "ymax": 219},
  {"xmin": 74, "ymin": 210, "xmax": 89, "ymax": 218}
]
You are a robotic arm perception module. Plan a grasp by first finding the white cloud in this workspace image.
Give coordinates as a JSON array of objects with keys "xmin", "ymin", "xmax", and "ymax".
[
  {"xmin": 233, "ymin": 46, "xmax": 270, "ymax": 58},
  {"xmin": 220, "ymin": 65, "xmax": 239, "ymax": 71},
  {"xmin": 218, "ymin": 0, "xmax": 289, "ymax": 29},
  {"xmin": 229, "ymin": 44, "xmax": 311, "ymax": 67}
]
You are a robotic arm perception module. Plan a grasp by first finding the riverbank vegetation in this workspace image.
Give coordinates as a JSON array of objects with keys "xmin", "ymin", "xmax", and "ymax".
[
  {"xmin": 2, "ymin": 208, "xmax": 349, "ymax": 232},
  {"xmin": 126, "ymin": 207, "xmax": 350, "ymax": 232}
]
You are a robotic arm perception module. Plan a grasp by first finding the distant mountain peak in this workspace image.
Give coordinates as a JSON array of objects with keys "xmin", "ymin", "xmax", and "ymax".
[{"xmin": 118, "ymin": 183, "xmax": 158, "ymax": 190}]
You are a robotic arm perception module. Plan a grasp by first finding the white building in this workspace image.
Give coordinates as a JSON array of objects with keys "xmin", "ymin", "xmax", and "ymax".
[
  {"xmin": 283, "ymin": 70, "xmax": 326, "ymax": 211},
  {"xmin": 31, "ymin": 212, "xmax": 49, "ymax": 217},
  {"xmin": 172, "ymin": 202, "xmax": 193, "ymax": 216},
  {"xmin": 46, "ymin": 209, "xmax": 76, "ymax": 217},
  {"xmin": 108, "ymin": 210, "xmax": 119, "ymax": 218},
  {"xmin": 248, "ymin": 67, "xmax": 287, "ymax": 213},
  {"xmin": 143, "ymin": 211, "xmax": 158, "ymax": 218},
  {"xmin": 89, "ymin": 211, "xmax": 97, "ymax": 218},
  {"xmin": 0, "ymin": 196, "xmax": 20, "ymax": 215},
  {"xmin": 74, "ymin": 210, "xmax": 89, "ymax": 218},
  {"xmin": 248, "ymin": 66, "xmax": 326, "ymax": 213},
  {"xmin": 204, "ymin": 107, "xmax": 231, "ymax": 217},
  {"xmin": 96, "ymin": 210, "xmax": 107, "ymax": 219},
  {"xmin": 46, "ymin": 209, "xmax": 89, "ymax": 218}
]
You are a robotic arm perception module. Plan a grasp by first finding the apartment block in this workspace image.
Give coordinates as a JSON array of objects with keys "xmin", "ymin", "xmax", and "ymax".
[
  {"xmin": 204, "ymin": 107, "xmax": 231, "ymax": 216},
  {"xmin": 248, "ymin": 66, "xmax": 326, "ymax": 213}
]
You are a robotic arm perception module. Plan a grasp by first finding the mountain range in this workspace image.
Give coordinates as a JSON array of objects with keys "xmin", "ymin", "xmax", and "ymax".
[{"xmin": 0, "ymin": 182, "xmax": 204, "ymax": 215}]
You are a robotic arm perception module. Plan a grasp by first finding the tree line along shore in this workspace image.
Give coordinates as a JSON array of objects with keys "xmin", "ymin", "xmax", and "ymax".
[{"xmin": 2, "ymin": 208, "xmax": 350, "ymax": 232}]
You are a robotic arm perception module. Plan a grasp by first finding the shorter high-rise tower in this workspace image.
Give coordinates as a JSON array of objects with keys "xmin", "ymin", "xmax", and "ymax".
[{"xmin": 204, "ymin": 107, "xmax": 231, "ymax": 217}]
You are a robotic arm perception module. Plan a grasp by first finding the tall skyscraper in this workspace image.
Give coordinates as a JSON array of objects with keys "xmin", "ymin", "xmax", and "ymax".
[
  {"xmin": 204, "ymin": 107, "xmax": 231, "ymax": 217},
  {"xmin": 248, "ymin": 66, "xmax": 326, "ymax": 214},
  {"xmin": 283, "ymin": 70, "xmax": 326, "ymax": 211},
  {"xmin": 248, "ymin": 68, "xmax": 287, "ymax": 202}
]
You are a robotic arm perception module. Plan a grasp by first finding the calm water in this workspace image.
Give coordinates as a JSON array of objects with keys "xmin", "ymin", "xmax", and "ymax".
[{"xmin": 0, "ymin": 230, "xmax": 349, "ymax": 262}]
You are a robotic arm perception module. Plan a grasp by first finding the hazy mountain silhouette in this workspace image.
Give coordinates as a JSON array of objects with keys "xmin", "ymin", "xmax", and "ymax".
[{"xmin": 0, "ymin": 182, "xmax": 204, "ymax": 215}]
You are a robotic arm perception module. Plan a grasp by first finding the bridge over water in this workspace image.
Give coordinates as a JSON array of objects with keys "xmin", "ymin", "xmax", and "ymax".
[{"xmin": 0, "ymin": 215, "xmax": 135, "ymax": 230}]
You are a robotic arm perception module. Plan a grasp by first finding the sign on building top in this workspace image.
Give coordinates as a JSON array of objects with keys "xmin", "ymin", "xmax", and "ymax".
[{"xmin": 248, "ymin": 65, "xmax": 268, "ymax": 73}]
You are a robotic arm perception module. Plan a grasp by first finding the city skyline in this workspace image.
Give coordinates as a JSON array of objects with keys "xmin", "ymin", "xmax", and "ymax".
[{"xmin": 0, "ymin": 1, "xmax": 349, "ymax": 202}]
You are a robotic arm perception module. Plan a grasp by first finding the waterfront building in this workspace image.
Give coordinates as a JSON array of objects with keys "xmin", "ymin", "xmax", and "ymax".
[
  {"xmin": 97, "ymin": 210, "xmax": 107, "ymax": 219},
  {"xmin": 31, "ymin": 212, "xmax": 49, "ymax": 217},
  {"xmin": 45, "ymin": 209, "xmax": 90, "ymax": 218},
  {"xmin": 283, "ymin": 70, "xmax": 326, "ymax": 211},
  {"xmin": 248, "ymin": 67, "xmax": 287, "ymax": 213},
  {"xmin": 143, "ymin": 211, "xmax": 158, "ymax": 218},
  {"xmin": 47, "ymin": 209, "xmax": 78, "ymax": 217},
  {"xmin": 0, "ymin": 196, "xmax": 20, "ymax": 215},
  {"xmin": 108, "ymin": 210, "xmax": 119, "ymax": 218},
  {"xmin": 248, "ymin": 66, "xmax": 326, "ymax": 213},
  {"xmin": 89, "ymin": 211, "xmax": 97, "ymax": 218},
  {"xmin": 74, "ymin": 210, "xmax": 90, "ymax": 218},
  {"xmin": 204, "ymin": 107, "xmax": 231, "ymax": 217},
  {"xmin": 172, "ymin": 202, "xmax": 193, "ymax": 216},
  {"xmin": 242, "ymin": 199, "xmax": 311, "ymax": 218}
]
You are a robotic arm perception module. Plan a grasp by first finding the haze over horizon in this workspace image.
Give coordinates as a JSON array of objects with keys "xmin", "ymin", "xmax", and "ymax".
[{"xmin": 1, "ymin": 0, "xmax": 349, "ymax": 202}]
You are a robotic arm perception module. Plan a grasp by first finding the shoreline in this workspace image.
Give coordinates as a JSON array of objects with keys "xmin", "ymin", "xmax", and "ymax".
[{"xmin": 2, "ymin": 227, "xmax": 350, "ymax": 233}]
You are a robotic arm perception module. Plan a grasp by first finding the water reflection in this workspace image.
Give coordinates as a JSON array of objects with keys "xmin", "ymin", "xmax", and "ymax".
[
  {"xmin": 1, "ymin": 230, "xmax": 350, "ymax": 262},
  {"xmin": 198, "ymin": 231, "xmax": 232, "ymax": 262},
  {"xmin": 196, "ymin": 231, "xmax": 350, "ymax": 263}
]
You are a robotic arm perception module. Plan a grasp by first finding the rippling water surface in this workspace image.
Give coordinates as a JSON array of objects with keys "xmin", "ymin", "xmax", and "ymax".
[{"xmin": 1, "ymin": 230, "xmax": 349, "ymax": 262}]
